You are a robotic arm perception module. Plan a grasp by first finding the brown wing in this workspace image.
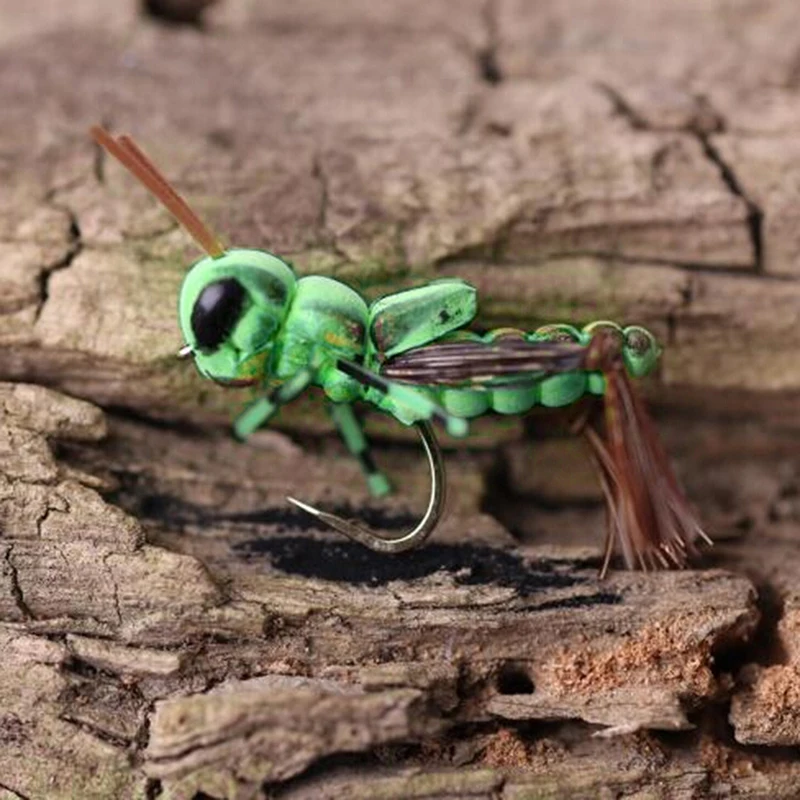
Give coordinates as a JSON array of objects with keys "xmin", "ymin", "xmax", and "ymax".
[{"xmin": 380, "ymin": 339, "xmax": 587, "ymax": 386}]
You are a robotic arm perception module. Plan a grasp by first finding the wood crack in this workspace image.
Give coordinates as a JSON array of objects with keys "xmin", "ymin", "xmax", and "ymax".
[
  {"xmin": 34, "ymin": 203, "xmax": 83, "ymax": 323},
  {"xmin": 0, "ymin": 781, "xmax": 32, "ymax": 800},
  {"xmin": 477, "ymin": 0, "xmax": 502, "ymax": 85},
  {"xmin": 695, "ymin": 130, "xmax": 764, "ymax": 273},
  {"xmin": 5, "ymin": 545, "xmax": 34, "ymax": 621},
  {"xmin": 101, "ymin": 553, "xmax": 123, "ymax": 626},
  {"xmin": 595, "ymin": 82, "xmax": 763, "ymax": 274}
]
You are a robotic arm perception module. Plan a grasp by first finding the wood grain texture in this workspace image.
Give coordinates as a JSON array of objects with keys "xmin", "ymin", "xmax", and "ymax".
[
  {"xmin": 2, "ymin": 0, "xmax": 800, "ymax": 796},
  {"xmin": 0, "ymin": 382, "xmax": 798, "ymax": 796}
]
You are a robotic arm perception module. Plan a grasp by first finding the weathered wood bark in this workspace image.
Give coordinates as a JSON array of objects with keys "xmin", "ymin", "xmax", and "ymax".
[{"xmin": 3, "ymin": 1, "xmax": 800, "ymax": 797}]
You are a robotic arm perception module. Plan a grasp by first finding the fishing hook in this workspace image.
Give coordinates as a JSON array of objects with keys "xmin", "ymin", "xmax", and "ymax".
[{"xmin": 287, "ymin": 420, "xmax": 445, "ymax": 553}]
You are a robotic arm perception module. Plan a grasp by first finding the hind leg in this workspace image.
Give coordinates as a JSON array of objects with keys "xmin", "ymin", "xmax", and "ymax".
[{"xmin": 328, "ymin": 402, "xmax": 391, "ymax": 497}]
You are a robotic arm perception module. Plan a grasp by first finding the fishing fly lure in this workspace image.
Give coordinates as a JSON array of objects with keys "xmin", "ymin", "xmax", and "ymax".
[{"xmin": 91, "ymin": 126, "xmax": 710, "ymax": 575}]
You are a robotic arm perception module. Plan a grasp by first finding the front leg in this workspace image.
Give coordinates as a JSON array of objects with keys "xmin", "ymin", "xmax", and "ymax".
[
  {"xmin": 328, "ymin": 402, "xmax": 392, "ymax": 498},
  {"xmin": 233, "ymin": 367, "xmax": 316, "ymax": 439}
]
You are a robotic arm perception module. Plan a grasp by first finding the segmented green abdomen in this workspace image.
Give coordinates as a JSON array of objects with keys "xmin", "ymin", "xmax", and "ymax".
[{"xmin": 434, "ymin": 321, "xmax": 660, "ymax": 419}]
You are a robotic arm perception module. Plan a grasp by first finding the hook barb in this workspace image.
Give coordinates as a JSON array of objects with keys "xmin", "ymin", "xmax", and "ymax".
[{"xmin": 287, "ymin": 421, "xmax": 446, "ymax": 554}]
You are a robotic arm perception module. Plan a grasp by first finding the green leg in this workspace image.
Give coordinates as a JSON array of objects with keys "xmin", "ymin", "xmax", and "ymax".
[
  {"xmin": 335, "ymin": 358, "xmax": 469, "ymax": 438},
  {"xmin": 234, "ymin": 368, "xmax": 316, "ymax": 439},
  {"xmin": 328, "ymin": 403, "xmax": 392, "ymax": 498}
]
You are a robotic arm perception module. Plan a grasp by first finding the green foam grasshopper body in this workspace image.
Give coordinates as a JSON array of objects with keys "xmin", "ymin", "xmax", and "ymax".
[
  {"xmin": 92, "ymin": 126, "xmax": 709, "ymax": 574},
  {"xmin": 180, "ymin": 250, "xmax": 659, "ymax": 431}
]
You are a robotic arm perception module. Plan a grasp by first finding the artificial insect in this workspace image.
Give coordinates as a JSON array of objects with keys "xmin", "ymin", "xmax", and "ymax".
[{"xmin": 91, "ymin": 126, "xmax": 710, "ymax": 576}]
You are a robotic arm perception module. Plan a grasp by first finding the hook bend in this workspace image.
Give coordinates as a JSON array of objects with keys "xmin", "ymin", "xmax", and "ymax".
[{"xmin": 287, "ymin": 420, "xmax": 445, "ymax": 554}]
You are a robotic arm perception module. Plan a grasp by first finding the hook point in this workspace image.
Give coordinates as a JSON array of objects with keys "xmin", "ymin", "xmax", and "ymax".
[{"xmin": 287, "ymin": 496, "xmax": 321, "ymax": 517}]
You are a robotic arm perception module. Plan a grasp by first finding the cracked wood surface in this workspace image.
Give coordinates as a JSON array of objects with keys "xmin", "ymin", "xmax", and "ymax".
[
  {"xmin": 3, "ymin": 1, "xmax": 800, "ymax": 797},
  {"xmin": 1, "ymin": 384, "xmax": 799, "ymax": 797}
]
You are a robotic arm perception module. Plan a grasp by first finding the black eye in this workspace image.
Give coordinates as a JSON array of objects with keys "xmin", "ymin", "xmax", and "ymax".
[{"xmin": 191, "ymin": 278, "xmax": 247, "ymax": 352}]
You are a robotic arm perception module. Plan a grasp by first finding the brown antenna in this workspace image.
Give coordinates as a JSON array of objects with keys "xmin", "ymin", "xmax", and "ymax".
[{"xmin": 90, "ymin": 125, "xmax": 225, "ymax": 258}]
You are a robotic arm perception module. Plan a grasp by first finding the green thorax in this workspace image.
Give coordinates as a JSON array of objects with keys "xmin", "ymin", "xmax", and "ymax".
[{"xmin": 273, "ymin": 275, "xmax": 370, "ymax": 403}]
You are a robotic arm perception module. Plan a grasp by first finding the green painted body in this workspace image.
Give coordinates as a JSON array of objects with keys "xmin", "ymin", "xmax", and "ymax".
[
  {"xmin": 93, "ymin": 125, "xmax": 695, "ymax": 561},
  {"xmin": 179, "ymin": 249, "xmax": 661, "ymax": 432}
]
